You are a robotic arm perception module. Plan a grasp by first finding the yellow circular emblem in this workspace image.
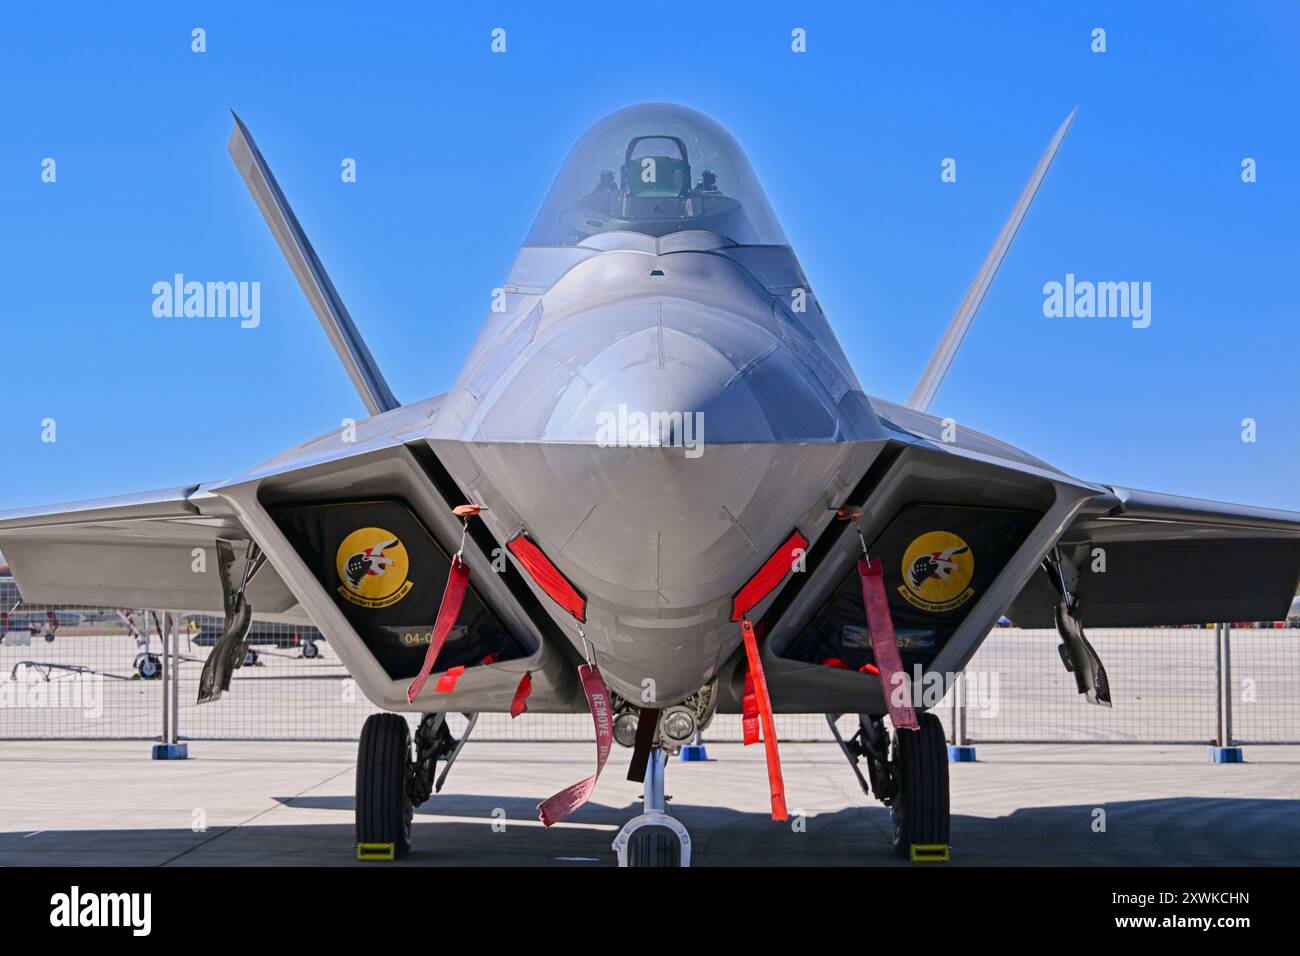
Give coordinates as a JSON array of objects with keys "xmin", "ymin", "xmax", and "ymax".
[
  {"xmin": 899, "ymin": 531, "xmax": 975, "ymax": 613},
  {"xmin": 335, "ymin": 527, "xmax": 412, "ymax": 609}
]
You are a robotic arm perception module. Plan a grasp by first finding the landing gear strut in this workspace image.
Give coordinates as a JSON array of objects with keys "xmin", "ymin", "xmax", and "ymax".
[
  {"xmin": 828, "ymin": 711, "xmax": 949, "ymax": 859},
  {"xmin": 611, "ymin": 748, "xmax": 692, "ymax": 867},
  {"xmin": 354, "ymin": 711, "xmax": 478, "ymax": 860}
]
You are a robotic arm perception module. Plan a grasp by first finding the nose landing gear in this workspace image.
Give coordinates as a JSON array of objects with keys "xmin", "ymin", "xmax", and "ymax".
[{"xmin": 612, "ymin": 749, "xmax": 692, "ymax": 867}]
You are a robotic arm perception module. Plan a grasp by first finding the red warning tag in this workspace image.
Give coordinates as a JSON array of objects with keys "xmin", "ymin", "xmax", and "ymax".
[
  {"xmin": 538, "ymin": 664, "xmax": 612, "ymax": 826},
  {"xmin": 858, "ymin": 557, "xmax": 919, "ymax": 731},
  {"xmin": 405, "ymin": 555, "xmax": 470, "ymax": 704},
  {"xmin": 510, "ymin": 671, "xmax": 532, "ymax": 718},
  {"xmin": 741, "ymin": 618, "xmax": 788, "ymax": 821},
  {"xmin": 742, "ymin": 668, "xmax": 760, "ymax": 745},
  {"xmin": 435, "ymin": 665, "xmax": 465, "ymax": 693}
]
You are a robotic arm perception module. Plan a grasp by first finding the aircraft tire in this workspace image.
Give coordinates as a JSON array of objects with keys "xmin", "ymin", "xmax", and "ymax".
[
  {"xmin": 135, "ymin": 653, "xmax": 161, "ymax": 680},
  {"xmin": 356, "ymin": 713, "xmax": 414, "ymax": 859},
  {"xmin": 302, "ymin": 640, "xmax": 319, "ymax": 659},
  {"xmin": 890, "ymin": 712, "xmax": 949, "ymax": 858},
  {"xmin": 627, "ymin": 825, "xmax": 681, "ymax": 867}
]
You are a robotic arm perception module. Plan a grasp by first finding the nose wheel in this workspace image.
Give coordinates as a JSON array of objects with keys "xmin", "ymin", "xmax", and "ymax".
[{"xmin": 612, "ymin": 748, "xmax": 692, "ymax": 867}]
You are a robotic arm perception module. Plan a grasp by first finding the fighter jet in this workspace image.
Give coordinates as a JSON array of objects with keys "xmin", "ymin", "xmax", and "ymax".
[{"xmin": 3, "ymin": 104, "xmax": 1298, "ymax": 866}]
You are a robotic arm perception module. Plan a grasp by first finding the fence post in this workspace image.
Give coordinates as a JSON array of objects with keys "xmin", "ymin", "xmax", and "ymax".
[
  {"xmin": 1208, "ymin": 622, "xmax": 1242, "ymax": 763},
  {"xmin": 170, "ymin": 614, "xmax": 180, "ymax": 744},
  {"xmin": 1214, "ymin": 623, "xmax": 1223, "ymax": 745},
  {"xmin": 159, "ymin": 611, "xmax": 168, "ymax": 743},
  {"xmin": 152, "ymin": 610, "xmax": 188, "ymax": 759},
  {"xmin": 948, "ymin": 673, "xmax": 957, "ymax": 745},
  {"xmin": 948, "ymin": 670, "xmax": 976, "ymax": 762},
  {"xmin": 1221, "ymin": 622, "xmax": 1233, "ymax": 746}
]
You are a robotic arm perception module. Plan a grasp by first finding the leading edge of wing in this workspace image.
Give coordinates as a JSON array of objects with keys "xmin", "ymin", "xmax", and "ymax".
[
  {"xmin": 0, "ymin": 484, "xmax": 213, "ymax": 531},
  {"xmin": 1073, "ymin": 485, "xmax": 1300, "ymax": 539}
]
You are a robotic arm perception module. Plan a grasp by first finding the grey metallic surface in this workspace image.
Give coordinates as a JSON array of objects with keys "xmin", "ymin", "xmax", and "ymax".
[
  {"xmin": 211, "ymin": 443, "xmax": 582, "ymax": 713},
  {"xmin": 0, "ymin": 485, "xmax": 299, "ymax": 615},
  {"xmin": 719, "ymin": 440, "xmax": 1097, "ymax": 713},
  {"xmin": 431, "ymin": 238, "xmax": 873, "ymax": 445},
  {"xmin": 433, "ymin": 438, "xmax": 883, "ymax": 704}
]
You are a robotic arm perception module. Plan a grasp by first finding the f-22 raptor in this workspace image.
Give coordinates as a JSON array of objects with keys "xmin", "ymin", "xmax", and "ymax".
[{"xmin": 3, "ymin": 104, "xmax": 1298, "ymax": 865}]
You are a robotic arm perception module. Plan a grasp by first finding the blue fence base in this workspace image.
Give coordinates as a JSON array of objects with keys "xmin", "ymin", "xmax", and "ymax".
[
  {"xmin": 947, "ymin": 744, "xmax": 977, "ymax": 762},
  {"xmin": 1207, "ymin": 746, "xmax": 1243, "ymax": 764},
  {"xmin": 152, "ymin": 743, "xmax": 189, "ymax": 760},
  {"xmin": 678, "ymin": 744, "xmax": 709, "ymax": 762}
]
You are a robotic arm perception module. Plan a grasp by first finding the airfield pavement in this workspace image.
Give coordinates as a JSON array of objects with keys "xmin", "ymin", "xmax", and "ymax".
[{"xmin": 2, "ymin": 739, "xmax": 1298, "ymax": 866}]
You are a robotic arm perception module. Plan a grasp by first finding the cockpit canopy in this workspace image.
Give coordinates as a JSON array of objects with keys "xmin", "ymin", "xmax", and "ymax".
[{"xmin": 525, "ymin": 103, "xmax": 787, "ymax": 247}]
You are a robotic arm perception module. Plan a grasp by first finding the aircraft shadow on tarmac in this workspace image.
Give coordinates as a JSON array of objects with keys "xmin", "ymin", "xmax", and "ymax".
[{"xmin": 9, "ymin": 794, "xmax": 1291, "ymax": 867}]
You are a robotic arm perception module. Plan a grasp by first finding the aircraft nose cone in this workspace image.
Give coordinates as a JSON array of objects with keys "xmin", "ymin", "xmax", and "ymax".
[
  {"xmin": 475, "ymin": 295, "xmax": 857, "ymax": 445},
  {"xmin": 453, "ymin": 248, "xmax": 880, "ymax": 446}
]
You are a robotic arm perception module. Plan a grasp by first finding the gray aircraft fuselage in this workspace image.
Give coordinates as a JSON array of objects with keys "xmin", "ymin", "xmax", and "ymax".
[{"xmin": 425, "ymin": 229, "xmax": 888, "ymax": 703}]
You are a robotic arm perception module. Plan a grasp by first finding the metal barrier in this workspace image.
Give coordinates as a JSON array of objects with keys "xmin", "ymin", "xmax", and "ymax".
[{"xmin": 2, "ymin": 603, "xmax": 1297, "ymax": 745}]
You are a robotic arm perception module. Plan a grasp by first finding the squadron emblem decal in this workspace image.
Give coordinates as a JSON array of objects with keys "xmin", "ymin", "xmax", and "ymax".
[
  {"xmin": 336, "ymin": 527, "xmax": 413, "ymax": 609},
  {"xmin": 899, "ymin": 531, "xmax": 975, "ymax": 613}
]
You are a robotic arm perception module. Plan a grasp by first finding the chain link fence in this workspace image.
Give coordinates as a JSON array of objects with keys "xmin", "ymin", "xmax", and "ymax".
[{"xmin": 2, "ymin": 597, "xmax": 1297, "ymax": 745}]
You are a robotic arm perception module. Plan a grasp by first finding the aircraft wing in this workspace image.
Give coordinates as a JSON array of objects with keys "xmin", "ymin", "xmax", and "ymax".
[
  {"xmin": 1007, "ymin": 485, "xmax": 1300, "ymax": 627},
  {"xmin": 0, "ymin": 485, "xmax": 301, "ymax": 615},
  {"xmin": 0, "ymin": 442, "xmax": 582, "ymax": 714}
]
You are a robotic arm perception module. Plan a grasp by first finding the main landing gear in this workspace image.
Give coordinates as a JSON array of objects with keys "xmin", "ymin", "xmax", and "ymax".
[
  {"xmin": 355, "ymin": 711, "xmax": 478, "ymax": 861},
  {"xmin": 355, "ymin": 714, "xmax": 414, "ymax": 860},
  {"xmin": 828, "ymin": 710, "xmax": 949, "ymax": 859}
]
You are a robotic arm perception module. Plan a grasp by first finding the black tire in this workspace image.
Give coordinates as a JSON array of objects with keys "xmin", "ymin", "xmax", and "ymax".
[
  {"xmin": 356, "ymin": 714, "xmax": 413, "ymax": 859},
  {"xmin": 135, "ymin": 653, "xmax": 161, "ymax": 680},
  {"xmin": 627, "ymin": 825, "xmax": 681, "ymax": 867},
  {"xmin": 302, "ymin": 641, "xmax": 319, "ymax": 659},
  {"xmin": 243, "ymin": 648, "xmax": 259, "ymax": 667},
  {"xmin": 890, "ymin": 712, "xmax": 949, "ymax": 858}
]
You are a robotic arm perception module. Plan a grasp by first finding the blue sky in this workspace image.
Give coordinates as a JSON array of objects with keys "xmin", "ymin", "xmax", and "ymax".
[{"xmin": 1, "ymin": 2, "xmax": 1297, "ymax": 512}]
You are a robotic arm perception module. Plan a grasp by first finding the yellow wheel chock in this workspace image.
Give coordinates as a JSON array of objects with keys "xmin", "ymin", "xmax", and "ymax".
[
  {"xmin": 909, "ymin": 843, "xmax": 950, "ymax": 863},
  {"xmin": 356, "ymin": 842, "xmax": 396, "ymax": 862}
]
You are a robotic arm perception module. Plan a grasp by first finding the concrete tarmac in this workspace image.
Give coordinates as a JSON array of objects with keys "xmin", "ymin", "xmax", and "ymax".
[{"xmin": 1, "ymin": 740, "xmax": 1297, "ymax": 866}]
